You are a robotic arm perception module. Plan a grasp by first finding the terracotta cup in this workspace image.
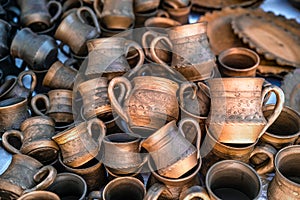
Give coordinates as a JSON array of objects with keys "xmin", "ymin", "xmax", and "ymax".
[
  {"xmin": 0, "ymin": 70, "xmax": 36, "ymax": 100},
  {"xmin": 17, "ymin": 0, "xmax": 62, "ymax": 32},
  {"xmin": 218, "ymin": 47, "xmax": 260, "ymax": 77},
  {"xmin": 17, "ymin": 191, "xmax": 60, "ymax": 200},
  {"xmin": 31, "ymin": 89, "xmax": 73, "ymax": 123},
  {"xmin": 108, "ymin": 76, "xmax": 179, "ymax": 137},
  {"xmin": 162, "ymin": 0, "xmax": 192, "ymax": 24},
  {"xmin": 0, "ymin": 97, "xmax": 29, "ymax": 133},
  {"xmin": 268, "ymin": 145, "xmax": 300, "ymax": 200},
  {"xmin": 150, "ymin": 22, "xmax": 216, "ymax": 81},
  {"xmin": 0, "ymin": 154, "xmax": 57, "ymax": 199},
  {"xmin": 261, "ymin": 105, "xmax": 300, "ymax": 149},
  {"xmin": 2, "ymin": 116, "xmax": 59, "ymax": 164},
  {"xmin": 52, "ymin": 118, "xmax": 106, "ymax": 168},
  {"xmin": 46, "ymin": 172, "xmax": 87, "ymax": 200},
  {"xmin": 10, "ymin": 28, "xmax": 58, "ymax": 70},
  {"xmin": 134, "ymin": 0, "xmax": 160, "ymax": 13},
  {"xmin": 142, "ymin": 118, "xmax": 201, "ymax": 178},
  {"xmin": 206, "ymin": 77, "xmax": 284, "ymax": 144},
  {"xmin": 0, "ymin": 19, "xmax": 11, "ymax": 58},
  {"xmin": 55, "ymin": 6, "xmax": 100, "ymax": 56},
  {"xmin": 43, "ymin": 60, "xmax": 78, "ymax": 90},
  {"xmin": 205, "ymin": 160, "xmax": 262, "ymax": 200}
]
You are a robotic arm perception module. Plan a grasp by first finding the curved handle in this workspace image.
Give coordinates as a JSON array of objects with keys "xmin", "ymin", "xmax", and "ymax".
[
  {"xmin": 23, "ymin": 165, "xmax": 57, "ymax": 194},
  {"xmin": 93, "ymin": 0, "xmax": 102, "ymax": 19},
  {"xmin": 142, "ymin": 31, "xmax": 157, "ymax": 59},
  {"xmin": 144, "ymin": 183, "xmax": 171, "ymax": 200},
  {"xmin": 108, "ymin": 77, "xmax": 132, "ymax": 123},
  {"xmin": 2, "ymin": 130, "xmax": 23, "ymax": 154},
  {"xmin": 124, "ymin": 40, "xmax": 145, "ymax": 77},
  {"xmin": 47, "ymin": 1, "xmax": 63, "ymax": 24},
  {"xmin": 149, "ymin": 36, "xmax": 175, "ymax": 75},
  {"xmin": 290, "ymin": 83, "xmax": 300, "ymax": 110},
  {"xmin": 178, "ymin": 118, "xmax": 202, "ymax": 159},
  {"xmin": 156, "ymin": 9, "xmax": 170, "ymax": 18},
  {"xmin": 179, "ymin": 186, "xmax": 211, "ymax": 200},
  {"xmin": 179, "ymin": 82, "xmax": 197, "ymax": 109},
  {"xmin": 77, "ymin": 6, "xmax": 101, "ymax": 34},
  {"xmin": 250, "ymin": 143, "xmax": 277, "ymax": 175},
  {"xmin": 31, "ymin": 94, "xmax": 50, "ymax": 116},
  {"xmin": 87, "ymin": 118, "xmax": 106, "ymax": 147},
  {"xmin": 259, "ymin": 85, "xmax": 284, "ymax": 139},
  {"xmin": 18, "ymin": 70, "xmax": 37, "ymax": 92}
]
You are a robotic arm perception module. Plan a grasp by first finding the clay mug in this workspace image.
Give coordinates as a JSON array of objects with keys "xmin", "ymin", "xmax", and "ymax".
[
  {"xmin": 179, "ymin": 186, "xmax": 210, "ymax": 200},
  {"xmin": 55, "ymin": 6, "xmax": 100, "ymax": 56},
  {"xmin": 85, "ymin": 37, "xmax": 145, "ymax": 80},
  {"xmin": 0, "ymin": 19, "xmax": 11, "ymax": 59},
  {"xmin": 261, "ymin": 105, "xmax": 300, "ymax": 149},
  {"xmin": 206, "ymin": 77, "xmax": 284, "ymax": 144},
  {"xmin": 94, "ymin": 0, "xmax": 134, "ymax": 30},
  {"xmin": 17, "ymin": 191, "xmax": 60, "ymax": 200},
  {"xmin": 77, "ymin": 77, "xmax": 112, "ymax": 120},
  {"xmin": 102, "ymin": 133, "xmax": 147, "ymax": 175},
  {"xmin": 52, "ymin": 118, "xmax": 106, "ymax": 167},
  {"xmin": 200, "ymin": 127, "xmax": 277, "ymax": 176},
  {"xmin": 0, "ymin": 70, "xmax": 36, "ymax": 100},
  {"xmin": 134, "ymin": 0, "xmax": 160, "ymax": 13},
  {"xmin": 10, "ymin": 28, "xmax": 58, "ymax": 70},
  {"xmin": 2, "ymin": 116, "xmax": 59, "ymax": 164},
  {"xmin": 105, "ymin": 164, "xmax": 144, "ymax": 183},
  {"xmin": 46, "ymin": 172, "xmax": 87, "ymax": 200},
  {"xmin": 134, "ymin": 9, "xmax": 168, "ymax": 28},
  {"xmin": 31, "ymin": 89, "xmax": 73, "ymax": 123},
  {"xmin": 145, "ymin": 157, "xmax": 202, "ymax": 200},
  {"xmin": 162, "ymin": 0, "xmax": 192, "ymax": 24},
  {"xmin": 43, "ymin": 60, "xmax": 78, "ymax": 90},
  {"xmin": 17, "ymin": 0, "xmax": 62, "ymax": 32},
  {"xmin": 108, "ymin": 76, "xmax": 179, "ymax": 137},
  {"xmin": 142, "ymin": 118, "xmax": 201, "ymax": 178},
  {"xmin": 58, "ymin": 154, "xmax": 107, "ymax": 192},
  {"xmin": 150, "ymin": 22, "xmax": 216, "ymax": 81},
  {"xmin": 218, "ymin": 47, "xmax": 260, "ymax": 77},
  {"xmin": 0, "ymin": 97, "xmax": 29, "ymax": 133},
  {"xmin": 268, "ymin": 145, "xmax": 300, "ymax": 200},
  {"xmin": 205, "ymin": 160, "xmax": 262, "ymax": 200},
  {"xmin": 0, "ymin": 154, "xmax": 57, "ymax": 199}
]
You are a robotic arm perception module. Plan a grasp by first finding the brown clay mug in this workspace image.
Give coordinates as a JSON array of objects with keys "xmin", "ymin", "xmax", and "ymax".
[
  {"xmin": 31, "ymin": 89, "xmax": 73, "ymax": 123},
  {"xmin": 0, "ymin": 97, "xmax": 29, "ymax": 133},
  {"xmin": 52, "ymin": 118, "xmax": 106, "ymax": 168},
  {"xmin": 17, "ymin": 0, "xmax": 62, "ymax": 32},
  {"xmin": 268, "ymin": 145, "xmax": 300, "ymax": 200},
  {"xmin": 162, "ymin": 0, "xmax": 192, "ymax": 24},
  {"xmin": 142, "ymin": 118, "xmax": 201, "ymax": 179},
  {"xmin": 11, "ymin": 28, "xmax": 58, "ymax": 70},
  {"xmin": 150, "ymin": 22, "xmax": 216, "ymax": 81},
  {"xmin": 218, "ymin": 47, "xmax": 260, "ymax": 77},
  {"xmin": 134, "ymin": 0, "xmax": 160, "ymax": 12},
  {"xmin": 55, "ymin": 6, "xmax": 100, "ymax": 56},
  {"xmin": 17, "ymin": 191, "xmax": 60, "ymax": 200},
  {"xmin": 206, "ymin": 77, "xmax": 284, "ymax": 144},
  {"xmin": 0, "ymin": 154, "xmax": 57, "ymax": 199},
  {"xmin": 205, "ymin": 160, "xmax": 262, "ymax": 200},
  {"xmin": 2, "ymin": 116, "xmax": 59, "ymax": 164},
  {"xmin": 0, "ymin": 70, "xmax": 37, "ymax": 100},
  {"xmin": 108, "ymin": 76, "xmax": 179, "ymax": 137},
  {"xmin": 43, "ymin": 60, "xmax": 78, "ymax": 90},
  {"xmin": 0, "ymin": 19, "xmax": 11, "ymax": 58}
]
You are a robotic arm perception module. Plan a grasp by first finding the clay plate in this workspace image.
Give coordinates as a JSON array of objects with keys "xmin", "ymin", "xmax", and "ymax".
[
  {"xmin": 232, "ymin": 14, "xmax": 300, "ymax": 68},
  {"xmin": 192, "ymin": 0, "xmax": 258, "ymax": 9}
]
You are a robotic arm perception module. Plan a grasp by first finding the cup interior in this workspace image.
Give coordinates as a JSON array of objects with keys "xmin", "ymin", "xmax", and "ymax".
[{"xmin": 221, "ymin": 53, "xmax": 257, "ymax": 69}]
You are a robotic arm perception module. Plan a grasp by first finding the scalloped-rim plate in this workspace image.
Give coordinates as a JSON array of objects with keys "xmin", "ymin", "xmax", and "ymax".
[{"xmin": 232, "ymin": 14, "xmax": 300, "ymax": 68}]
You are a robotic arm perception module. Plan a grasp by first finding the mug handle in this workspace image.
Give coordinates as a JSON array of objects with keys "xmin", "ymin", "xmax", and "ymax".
[
  {"xmin": 31, "ymin": 94, "xmax": 50, "ymax": 116},
  {"xmin": 125, "ymin": 40, "xmax": 145, "ymax": 77},
  {"xmin": 23, "ymin": 165, "xmax": 57, "ymax": 194},
  {"xmin": 47, "ymin": 1, "xmax": 63, "ymax": 24},
  {"xmin": 250, "ymin": 143, "xmax": 277, "ymax": 175},
  {"xmin": 87, "ymin": 118, "xmax": 106, "ymax": 147},
  {"xmin": 2, "ymin": 130, "xmax": 23, "ymax": 154},
  {"xmin": 144, "ymin": 183, "xmax": 172, "ymax": 200},
  {"xmin": 108, "ymin": 77, "xmax": 132, "ymax": 123},
  {"xmin": 18, "ymin": 70, "xmax": 37, "ymax": 92},
  {"xmin": 77, "ymin": 6, "xmax": 101, "ymax": 34},
  {"xmin": 258, "ymin": 85, "xmax": 284, "ymax": 139},
  {"xmin": 87, "ymin": 190, "xmax": 102, "ymax": 200},
  {"xmin": 149, "ymin": 36, "xmax": 175, "ymax": 75},
  {"xmin": 178, "ymin": 118, "xmax": 202, "ymax": 159},
  {"xmin": 93, "ymin": 0, "xmax": 103, "ymax": 19},
  {"xmin": 179, "ymin": 186, "xmax": 211, "ymax": 200},
  {"xmin": 290, "ymin": 83, "xmax": 300, "ymax": 110},
  {"xmin": 156, "ymin": 9, "xmax": 170, "ymax": 18},
  {"xmin": 179, "ymin": 82, "xmax": 198, "ymax": 109}
]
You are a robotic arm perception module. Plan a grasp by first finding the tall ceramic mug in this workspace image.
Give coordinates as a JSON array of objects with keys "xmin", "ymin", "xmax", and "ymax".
[
  {"xmin": 108, "ymin": 76, "xmax": 179, "ymax": 137},
  {"xmin": 206, "ymin": 77, "xmax": 284, "ymax": 144}
]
